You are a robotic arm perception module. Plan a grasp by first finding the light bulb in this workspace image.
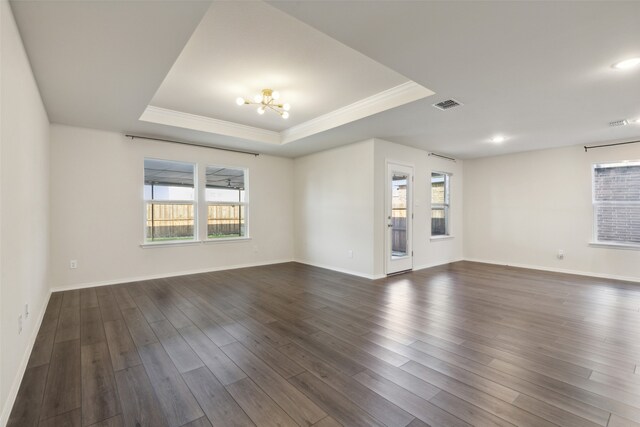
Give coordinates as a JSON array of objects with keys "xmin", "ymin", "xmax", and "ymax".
[
  {"xmin": 283, "ymin": 103, "xmax": 290, "ymax": 111},
  {"xmin": 271, "ymin": 91, "xmax": 280, "ymax": 100},
  {"xmin": 490, "ymin": 135, "xmax": 506, "ymax": 143},
  {"xmin": 612, "ymin": 57, "xmax": 640, "ymax": 70},
  {"xmin": 257, "ymin": 106, "xmax": 265, "ymax": 115},
  {"xmin": 235, "ymin": 97, "xmax": 245, "ymax": 106},
  {"xmin": 254, "ymin": 94, "xmax": 263, "ymax": 103},
  {"xmin": 282, "ymin": 111, "xmax": 289, "ymax": 119}
]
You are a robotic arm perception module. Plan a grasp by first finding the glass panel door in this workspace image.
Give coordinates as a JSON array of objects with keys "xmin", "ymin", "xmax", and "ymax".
[
  {"xmin": 391, "ymin": 173, "xmax": 408, "ymax": 258},
  {"xmin": 386, "ymin": 163, "xmax": 413, "ymax": 274}
]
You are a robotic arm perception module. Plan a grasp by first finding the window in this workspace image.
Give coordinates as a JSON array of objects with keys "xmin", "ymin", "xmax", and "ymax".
[
  {"xmin": 144, "ymin": 159, "xmax": 196, "ymax": 243},
  {"xmin": 431, "ymin": 172, "xmax": 450, "ymax": 236},
  {"xmin": 593, "ymin": 161, "xmax": 640, "ymax": 246},
  {"xmin": 206, "ymin": 166, "xmax": 248, "ymax": 239}
]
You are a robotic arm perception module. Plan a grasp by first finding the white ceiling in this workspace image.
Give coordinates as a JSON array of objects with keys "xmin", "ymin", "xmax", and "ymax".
[
  {"xmin": 269, "ymin": 1, "xmax": 640, "ymax": 158},
  {"xmin": 149, "ymin": 1, "xmax": 410, "ymax": 132},
  {"xmin": 10, "ymin": 0, "xmax": 640, "ymax": 159},
  {"xmin": 9, "ymin": 0, "xmax": 211, "ymax": 134}
]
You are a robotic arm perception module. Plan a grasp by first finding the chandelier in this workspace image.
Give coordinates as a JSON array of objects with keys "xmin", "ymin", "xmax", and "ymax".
[{"xmin": 236, "ymin": 89, "xmax": 291, "ymax": 119}]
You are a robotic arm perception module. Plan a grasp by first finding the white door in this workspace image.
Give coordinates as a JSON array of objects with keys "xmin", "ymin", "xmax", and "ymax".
[{"xmin": 386, "ymin": 163, "xmax": 413, "ymax": 275}]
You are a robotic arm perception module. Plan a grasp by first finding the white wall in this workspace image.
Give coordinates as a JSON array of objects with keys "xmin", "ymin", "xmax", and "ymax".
[
  {"xmin": 293, "ymin": 139, "xmax": 376, "ymax": 277},
  {"xmin": 373, "ymin": 139, "xmax": 464, "ymax": 277},
  {"xmin": 293, "ymin": 138, "xmax": 464, "ymax": 279},
  {"xmin": 464, "ymin": 143, "xmax": 640, "ymax": 281},
  {"xmin": 50, "ymin": 124, "xmax": 294, "ymax": 289},
  {"xmin": 0, "ymin": 0, "xmax": 51, "ymax": 423}
]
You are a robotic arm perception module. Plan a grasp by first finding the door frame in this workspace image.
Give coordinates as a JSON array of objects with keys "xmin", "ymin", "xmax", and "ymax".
[{"xmin": 385, "ymin": 160, "xmax": 414, "ymax": 275}]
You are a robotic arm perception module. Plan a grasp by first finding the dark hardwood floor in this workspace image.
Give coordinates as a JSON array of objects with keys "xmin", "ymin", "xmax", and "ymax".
[{"xmin": 8, "ymin": 261, "xmax": 640, "ymax": 427}]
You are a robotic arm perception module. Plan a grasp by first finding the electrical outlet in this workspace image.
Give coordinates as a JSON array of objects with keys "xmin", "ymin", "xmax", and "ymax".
[
  {"xmin": 25, "ymin": 303, "xmax": 29, "ymax": 319},
  {"xmin": 70, "ymin": 259, "xmax": 78, "ymax": 269},
  {"xmin": 347, "ymin": 250, "xmax": 353, "ymax": 258},
  {"xmin": 18, "ymin": 314, "xmax": 23, "ymax": 334},
  {"xmin": 557, "ymin": 250, "xmax": 564, "ymax": 260}
]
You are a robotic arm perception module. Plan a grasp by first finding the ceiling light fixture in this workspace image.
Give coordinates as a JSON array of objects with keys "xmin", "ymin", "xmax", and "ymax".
[
  {"xmin": 612, "ymin": 57, "xmax": 640, "ymax": 70},
  {"xmin": 490, "ymin": 135, "xmax": 506, "ymax": 144},
  {"xmin": 236, "ymin": 89, "xmax": 291, "ymax": 119}
]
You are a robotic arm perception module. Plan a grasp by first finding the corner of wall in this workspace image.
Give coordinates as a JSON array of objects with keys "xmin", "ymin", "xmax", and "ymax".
[
  {"xmin": 0, "ymin": 0, "xmax": 4, "ymax": 424},
  {"xmin": 462, "ymin": 143, "xmax": 640, "ymax": 281},
  {"xmin": 0, "ymin": 0, "xmax": 52, "ymax": 423},
  {"xmin": 292, "ymin": 139, "xmax": 377, "ymax": 278},
  {"xmin": 0, "ymin": 289, "xmax": 52, "ymax": 427},
  {"xmin": 372, "ymin": 138, "xmax": 465, "ymax": 277}
]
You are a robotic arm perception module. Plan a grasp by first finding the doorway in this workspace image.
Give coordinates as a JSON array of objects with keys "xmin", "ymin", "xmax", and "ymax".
[{"xmin": 386, "ymin": 162, "xmax": 413, "ymax": 275}]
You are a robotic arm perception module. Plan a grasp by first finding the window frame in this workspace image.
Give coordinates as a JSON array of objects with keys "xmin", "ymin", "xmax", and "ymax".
[
  {"xmin": 142, "ymin": 158, "xmax": 198, "ymax": 246},
  {"xmin": 591, "ymin": 160, "xmax": 640, "ymax": 249},
  {"xmin": 430, "ymin": 171, "xmax": 452, "ymax": 239},
  {"xmin": 204, "ymin": 165, "xmax": 250, "ymax": 241}
]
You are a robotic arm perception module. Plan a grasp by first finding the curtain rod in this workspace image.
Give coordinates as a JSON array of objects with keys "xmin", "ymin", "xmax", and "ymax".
[
  {"xmin": 584, "ymin": 139, "xmax": 640, "ymax": 152},
  {"xmin": 428, "ymin": 152, "xmax": 456, "ymax": 162},
  {"xmin": 126, "ymin": 134, "xmax": 260, "ymax": 156}
]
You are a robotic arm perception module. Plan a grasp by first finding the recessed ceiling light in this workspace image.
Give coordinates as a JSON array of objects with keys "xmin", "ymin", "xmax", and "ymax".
[
  {"xmin": 612, "ymin": 57, "xmax": 640, "ymax": 70},
  {"xmin": 490, "ymin": 135, "xmax": 506, "ymax": 144}
]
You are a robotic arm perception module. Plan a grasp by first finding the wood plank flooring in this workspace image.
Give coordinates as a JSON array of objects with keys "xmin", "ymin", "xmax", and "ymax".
[{"xmin": 8, "ymin": 261, "xmax": 640, "ymax": 427}]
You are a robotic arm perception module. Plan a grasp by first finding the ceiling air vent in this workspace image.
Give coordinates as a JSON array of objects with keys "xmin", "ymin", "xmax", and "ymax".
[
  {"xmin": 433, "ymin": 99, "xmax": 463, "ymax": 111},
  {"xmin": 609, "ymin": 119, "xmax": 629, "ymax": 127}
]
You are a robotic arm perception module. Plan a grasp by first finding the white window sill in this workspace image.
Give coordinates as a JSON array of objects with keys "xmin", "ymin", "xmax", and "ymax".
[
  {"xmin": 204, "ymin": 237, "xmax": 251, "ymax": 244},
  {"xmin": 141, "ymin": 237, "xmax": 252, "ymax": 248},
  {"xmin": 588, "ymin": 241, "xmax": 640, "ymax": 251},
  {"xmin": 141, "ymin": 240, "xmax": 202, "ymax": 248},
  {"xmin": 430, "ymin": 235, "xmax": 454, "ymax": 241}
]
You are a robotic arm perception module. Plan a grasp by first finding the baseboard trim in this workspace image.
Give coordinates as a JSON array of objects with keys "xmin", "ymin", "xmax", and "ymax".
[
  {"xmin": 51, "ymin": 256, "xmax": 640, "ymax": 294},
  {"xmin": 293, "ymin": 260, "xmax": 385, "ymax": 280},
  {"xmin": 295, "ymin": 258, "xmax": 466, "ymax": 280},
  {"xmin": 293, "ymin": 257, "xmax": 639, "ymax": 284},
  {"xmin": 413, "ymin": 258, "xmax": 465, "ymax": 273},
  {"xmin": 0, "ymin": 290, "xmax": 52, "ymax": 427},
  {"xmin": 463, "ymin": 258, "xmax": 640, "ymax": 283},
  {"xmin": 51, "ymin": 259, "xmax": 295, "ymax": 292}
]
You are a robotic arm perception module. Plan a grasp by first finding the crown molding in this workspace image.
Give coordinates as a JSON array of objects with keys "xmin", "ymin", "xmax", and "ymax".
[
  {"xmin": 139, "ymin": 81, "xmax": 434, "ymax": 146},
  {"xmin": 140, "ymin": 106, "xmax": 281, "ymax": 145},
  {"xmin": 281, "ymin": 81, "xmax": 434, "ymax": 144}
]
